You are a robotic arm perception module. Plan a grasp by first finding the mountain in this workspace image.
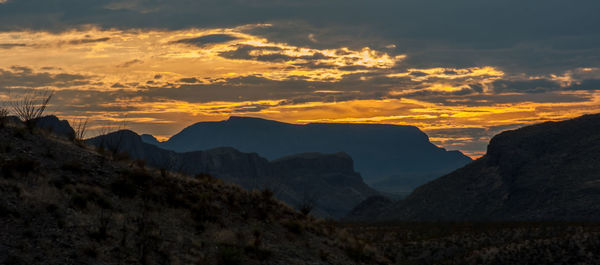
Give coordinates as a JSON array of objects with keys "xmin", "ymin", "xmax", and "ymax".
[
  {"xmin": 151, "ymin": 116, "xmax": 472, "ymax": 194},
  {"xmin": 140, "ymin": 133, "xmax": 160, "ymax": 145},
  {"xmin": 0, "ymin": 118, "xmax": 387, "ymax": 265},
  {"xmin": 352, "ymin": 114, "xmax": 600, "ymax": 221},
  {"xmin": 87, "ymin": 130, "xmax": 379, "ymax": 218}
]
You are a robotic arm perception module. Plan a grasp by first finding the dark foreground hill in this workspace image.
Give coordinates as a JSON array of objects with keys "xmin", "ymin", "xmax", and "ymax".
[
  {"xmin": 350, "ymin": 114, "xmax": 600, "ymax": 221},
  {"xmin": 149, "ymin": 116, "xmax": 472, "ymax": 195},
  {"xmin": 87, "ymin": 130, "xmax": 379, "ymax": 218},
  {"xmin": 0, "ymin": 122, "xmax": 388, "ymax": 264}
]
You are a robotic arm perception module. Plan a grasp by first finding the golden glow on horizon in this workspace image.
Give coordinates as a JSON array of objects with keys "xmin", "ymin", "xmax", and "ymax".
[{"xmin": 2, "ymin": 27, "xmax": 600, "ymax": 158}]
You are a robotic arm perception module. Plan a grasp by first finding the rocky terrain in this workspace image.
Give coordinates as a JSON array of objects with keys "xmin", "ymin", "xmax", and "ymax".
[
  {"xmin": 87, "ymin": 129, "xmax": 379, "ymax": 218},
  {"xmin": 350, "ymin": 113, "xmax": 600, "ymax": 221},
  {"xmin": 146, "ymin": 116, "xmax": 472, "ymax": 195},
  {"xmin": 0, "ymin": 121, "xmax": 388, "ymax": 265}
]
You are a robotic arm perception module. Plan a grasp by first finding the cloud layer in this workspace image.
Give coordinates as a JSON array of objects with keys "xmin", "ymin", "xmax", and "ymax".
[{"xmin": 1, "ymin": 1, "xmax": 600, "ymax": 156}]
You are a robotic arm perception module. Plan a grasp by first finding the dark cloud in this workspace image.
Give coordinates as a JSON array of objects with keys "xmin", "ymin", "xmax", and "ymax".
[
  {"xmin": 0, "ymin": 43, "xmax": 26, "ymax": 48},
  {"xmin": 66, "ymin": 37, "xmax": 110, "ymax": 45},
  {"xmin": 491, "ymin": 79, "xmax": 561, "ymax": 93},
  {"xmin": 117, "ymin": 59, "xmax": 143, "ymax": 68},
  {"xmin": 0, "ymin": 66, "xmax": 90, "ymax": 89},
  {"xmin": 171, "ymin": 34, "xmax": 238, "ymax": 47},
  {"xmin": 178, "ymin": 77, "xmax": 200, "ymax": 83},
  {"xmin": 567, "ymin": 79, "xmax": 600, "ymax": 91},
  {"xmin": 111, "ymin": 82, "xmax": 126, "ymax": 88},
  {"xmin": 0, "ymin": 0, "xmax": 598, "ymax": 74},
  {"xmin": 219, "ymin": 44, "xmax": 333, "ymax": 64}
]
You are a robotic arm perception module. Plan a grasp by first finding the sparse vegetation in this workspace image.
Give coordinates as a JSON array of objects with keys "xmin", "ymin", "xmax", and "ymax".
[
  {"xmin": 297, "ymin": 190, "xmax": 319, "ymax": 216},
  {"xmin": 72, "ymin": 117, "xmax": 88, "ymax": 143},
  {"xmin": 343, "ymin": 222, "xmax": 600, "ymax": 265},
  {"xmin": 11, "ymin": 89, "xmax": 54, "ymax": 130},
  {"xmin": 0, "ymin": 107, "xmax": 8, "ymax": 128}
]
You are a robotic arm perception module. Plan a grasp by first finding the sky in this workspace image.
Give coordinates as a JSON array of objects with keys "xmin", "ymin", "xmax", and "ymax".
[{"xmin": 1, "ymin": 0, "xmax": 599, "ymax": 157}]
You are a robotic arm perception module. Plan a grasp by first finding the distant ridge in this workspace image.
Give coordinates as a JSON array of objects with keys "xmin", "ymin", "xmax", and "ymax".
[
  {"xmin": 350, "ymin": 113, "xmax": 600, "ymax": 221},
  {"xmin": 151, "ymin": 116, "xmax": 472, "ymax": 194},
  {"xmin": 87, "ymin": 129, "xmax": 378, "ymax": 218}
]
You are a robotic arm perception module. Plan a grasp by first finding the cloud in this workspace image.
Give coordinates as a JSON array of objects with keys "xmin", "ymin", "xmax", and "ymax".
[
  {"xmin": 0, "ymin": 43, "xmax": 26, "ymax": 48},
  {"xmin": 66, "ymin": 37, "xmax": 110, "ymax": 45},
  {"xmin": 491, "ymin": 79, "xmax": 561, "ymax": 93},
  {"xmin": 567, "ymin": 79, "xmax": 600, "ymax": 91},
  {"xmin": 0, "ymin": 66, "xmax": 90, "ymax": 89},
  {"xmin": 0, "ymin": 0, "xmax": 597, "ymax": 75},
  {"xmin": 171, "ymin": 34, "xmax": 239, "ymax": 47},
  {"xmin": 117, "ymin": 59, "xmax": 143, "ymax": 68}
]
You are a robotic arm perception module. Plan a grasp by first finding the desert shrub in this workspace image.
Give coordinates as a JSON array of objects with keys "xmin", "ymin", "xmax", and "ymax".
[
  {"xmin": 127, "ymin": 169, "xmax": 153, "ymax": 186},
  {"xmin": 345, "ymin": 245, "xmax": 375, "ymax": 263},
  {"xmin": 72, "ymin": 118, "xmax": 88, "ymax": 143},
  {"xmin": 50, "ymin": 175, "xmax": 74, "ymax": 189},
  {"xmin": 283, "ymin": 220, "xmax": 304, "ymax": 235},
  {"xmin": 0, "ymin": 142, "xmax": 12, "ymax": 153},
  {"xmin": 191, "ymin": 202, "xmax": 218, "ymax": 224},
  {"xmin": 319, "ymin": 249, "xmax": 329, "ymax": 261},
  {"xmin": 1, "ymin": 157, "xmax": 38, "ymax": 178},
  {"xmin": 217, "ymin": 245, "xmax": 244, "ymax": 265},
  {"xmin": 82, "ymin": 245, "xmax": 99, "ymax": 258},
  {"xmin": 110, "ymin": 178, "xmax": 138, "ymax": 198},
  {"xmin": 165, "ymin": 191, "xmax": 191, "ymax": 208},
  {"xmin": 13, "ymin": 127, "xmax": 26, "ymax": 139},
  {"xmin": 11, "ymin": 89, "xmax": 53, "ymax": 130},
  {"xmin": 61, "ymin": 160, "xmax": 84, "ymax": 173},
  {"xmin": 196, "ymin": 173, "xmax": 214, "ymax": 182},
  {"xmin": 0, "ymin": 107, "xmax": 8, "ymax": 128},
  {"xmin": 261, "ymin": 188, "xmax": 274, "ymax": 200},
  {"xmin": 297, "ymin": 191, "xmax": 319, "ymax": 216},
  {"xmin": 4, "ymin": 255, "xmax": 26, "ymax": 265},
  {"xmin": 71, "ymin": 193, "xmax": 90, "ymax": 209},
  {"xmin": 131, "ymin": 159, "xmax": 146, "ymax": 169},
  {"xmin": 0, "ymin": 200, "xmax": 19, "ymax": 217},
  {"xmin": 244, "ymin": 245, "xmax": 272, "ymax": 261},
  {"xmin": 89, "ymin": 212, "xmax": 112, "ymax": 241}
]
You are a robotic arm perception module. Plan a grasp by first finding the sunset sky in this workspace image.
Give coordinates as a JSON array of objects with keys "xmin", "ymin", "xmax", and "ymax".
[{"xmin": 1, "ymin": 0, "xmax": 600, "ymax": 157}]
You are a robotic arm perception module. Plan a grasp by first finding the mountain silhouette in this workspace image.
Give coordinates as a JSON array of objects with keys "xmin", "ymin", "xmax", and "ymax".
[
  {"xmin": 0, "ymin": 116, "xmax": 387, "ymax": 265},
  {"xmin": 87, "ymin": 129, "xmax": 378, "ymax": 218},
  {"xmin": 150, "ymin": 116, "xmax": 472, "ymax": 195},
  {"xmin": 349, "ymin": 114, "xmax": 600, "ymax": 221}
]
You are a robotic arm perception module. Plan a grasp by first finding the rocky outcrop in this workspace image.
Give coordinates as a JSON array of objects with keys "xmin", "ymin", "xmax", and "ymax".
[
  {"xmin": 33, "ymin": 115, "xmax": 76, "ymax": 139},
  {"xmin": 367, "ymin": 113, "xmax": 600, "ymax": 221}
]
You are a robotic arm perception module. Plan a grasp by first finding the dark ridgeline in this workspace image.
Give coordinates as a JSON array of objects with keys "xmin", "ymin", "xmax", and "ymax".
[
  {"xmin": 87, "ymin": 130, "xmax": 379, "ymax": 218},
  {"xmin": 348, "ymin": 113, "xmax": 600, "ymax": 221},
  {"xmin": 0, "ymin": 117, "xmax": 387, "ymax": 265},
  {"xmin": 148, "ymin": 116, "xmax": 472, "ymax": 195}
]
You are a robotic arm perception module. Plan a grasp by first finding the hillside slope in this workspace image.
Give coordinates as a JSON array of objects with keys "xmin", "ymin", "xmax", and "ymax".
[
  {"xmin": 0, "ymin": 123, "xmax": 387, "ymax": 265},
  {"xmin": 152, "ymin": 116, "xmax": 472, "ymax": 194},
  {"xmin": 87, "ymin": 130, "xmax": 379, "ymax": 218},
  {"xmin": 363, "ymin": 114, "xmax": 600, "ymax": 221}
]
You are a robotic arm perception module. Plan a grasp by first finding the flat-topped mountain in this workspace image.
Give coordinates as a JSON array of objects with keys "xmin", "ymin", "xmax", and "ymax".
[
  {"xmin": 151, "ymin": 116, "xmax": 472, "ymax": 195},
  {"xmin": 353, "ymin": 114, "xmax": 600, "ymax": 221},
  {"xmin": 87, "ymin": 129, "xmax": 378, "ymax": 218}
]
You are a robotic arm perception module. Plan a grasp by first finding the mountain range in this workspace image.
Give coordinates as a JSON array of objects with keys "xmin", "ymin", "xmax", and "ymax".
[
  {"xmin": 348, "ymin": 114, "xmax": 600, "ymax": 221},
  {"xmin": 145, "ymin": 116, "xmax": 472, "ymax": 195},
  {"xmin": 87, "ymin": 129, "xmax": 378, "ymax": 218}
]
